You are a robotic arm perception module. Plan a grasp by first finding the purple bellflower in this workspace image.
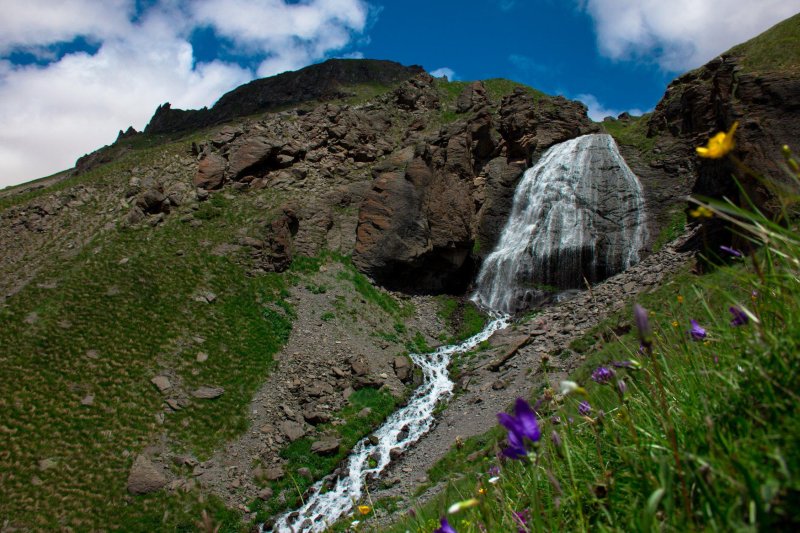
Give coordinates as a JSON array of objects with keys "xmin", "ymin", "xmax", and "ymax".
[
  {"xmin": 633, "ymin": 304, "xmax": 653, "ymax": 347},
  {"xmin": 720, "ymin": 245, "xmax": 743, "ymax": 257},
  {"xmin": 434, "ymin": 517, "xmax": 457, "ymax": 533},
  {"xmin": 578, "ymin": 400, "xmax": 592, "ymax": 416},
  {"xmin": 591, "ymin": 366, "xmax": 615, "ymax": 384},
  {"xmin": 689, "ymin": 319, "xmax": 707, "ymax": 340},
  {"xmin": 729, "ymin": 306, "xmax": 749, "ymax": 326},
  {"xmin": 497, "ymin": 398, "xmax": 541, "ymax": 459}
]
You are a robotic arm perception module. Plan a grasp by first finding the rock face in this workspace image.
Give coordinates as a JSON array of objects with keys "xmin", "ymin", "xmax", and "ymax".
[
  {"xmin": 353, "ymin": 84, "xmax": 596, "ymax": 293},
  {"xmin": 643, "ymin": 14, "xmax": 800, "ymax": 246},
  {"xmin": 145, "ymin": 59, "xmax": 424, "ymax": 135}
]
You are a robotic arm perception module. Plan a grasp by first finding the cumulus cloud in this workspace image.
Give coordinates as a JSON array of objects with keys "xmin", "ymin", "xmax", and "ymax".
[
  {"xmin": 429, "ymin": 67, "xmax": 458, "ymax": 80},
  {"xmin": 190, "ymin": 0, "xmax": 369, "ymax": 76},
  {"xmin": 575, "ymin": 93, "xmax": 643, "ymax": 122},
  {"xmin": 0, "ymin": 0, "xmax": 371, "ymax": 187},
  {"xmin": 579, "ymin": 0, "xmax": 800, "ymax": 71}
]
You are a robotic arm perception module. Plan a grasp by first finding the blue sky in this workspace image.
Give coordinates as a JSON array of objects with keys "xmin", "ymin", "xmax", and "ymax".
[{"xmin": 1, "ymin": 0, "xmax": 799, "ymax": 187}]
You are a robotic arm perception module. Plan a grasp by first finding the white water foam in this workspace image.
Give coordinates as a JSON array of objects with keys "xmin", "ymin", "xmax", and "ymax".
[{"xmin": 267, "ymin": 316, "xmax": 508, "ymax": 532}]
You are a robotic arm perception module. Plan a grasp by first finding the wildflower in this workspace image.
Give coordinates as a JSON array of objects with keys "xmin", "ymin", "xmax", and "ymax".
[
  {"xmin": 689, "ymin": 205, "xmax": 714, "ymax": 219},
  {"xmin": 578, "ymin": 400, "xmax": 592, "ymax": 416},
  {"xmin": 591, "ymin": 366, "xmax": 615, "ymax": 384},
  {"xmin": 550, "ymin": 430, "xmax": 562, "ymax": 448},
  {"xmin": 447, "ymin": 498, "xmax": 479, "ymax": 514},
  {"xmin": 513, "ymin": 508, "xmax": 531, "ymax": 532},
  {"xmin": 477, "ymin": 487, "xmax": 487, "ymax": 495},
  {"xmin": 696, "ymin": 121, "xmax": 738, "ymax": 158},
  {"xmin": 633, "ymin": 304, "xmax": 652, "ymax": 347},
  {"xmin": 729, "ymin": 306, "xmax": 749, "ymax": 326},
  {"xmin": 617, "ymin": 379, "xmax": 627, "ymax": 395},
  {"xmin": 487, "ymin": 465, "xmax": 500, "ymax": 477},
  {"xmin": 559, "ymin": 380, "xmax": 586, "ymax": 396},
  {"xmin": 751, "ymin": 290, "xmax": 758, "ymax": 301},
  {"xmin": 435, "ymin": 517, "xmax": 457, "ymax": 533},
  {"xmin": 689, "ymin": 319, "xmax": 707, "ymax": 340},
  {"xmin": 497, "ymin": 398, "xmax": 541, "ymax": 459},
  {"xmin": 488, "ymin": 476, "xmax": 500, "ymax": 484},
  {"xmin": 720, "ymin": 245, "xmax": 742, "ymax": 257},
  {"xmin": 677, "ymin": 295, "xmax": 684, "ymax": 303},
  {"xmin": 357, "ymin": 505, "xmax": 371, "ymax": 515},
  {"xmin": 672, "ymin": 320, "xmax": 679, "ymax": 328}
]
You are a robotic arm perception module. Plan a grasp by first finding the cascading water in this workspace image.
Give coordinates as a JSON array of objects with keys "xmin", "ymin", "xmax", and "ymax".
[
  {"xmin": 473, "ymin": 133, "xmax": 648, "ymax": 314},
  {"xmin": 268, "ymin": 317, "xmax": 509, "ymax": 532},
  {"xmin": 267, "ymin": 133, "xmax": 647, "ymax": 531}
]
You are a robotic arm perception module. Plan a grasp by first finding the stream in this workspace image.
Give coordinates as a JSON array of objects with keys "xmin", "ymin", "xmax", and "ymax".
[{"xmin": 267, "ymin": 315, "xmax": 509, "ymax": 532}]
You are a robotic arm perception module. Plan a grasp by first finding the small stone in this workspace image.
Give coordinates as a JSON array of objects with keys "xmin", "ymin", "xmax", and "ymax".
[
  {"xmin": 258, "ymin": 487, "xmax": 274, "ymax": 500},
  {"xmin": 23, "ymin": 312, "xmax": 38, "ymax": 325},
  {"xmin": 165, "ymin": 398, "xmax": 181, "ymax": 411},
  {"xmin": 86, "ymin": 349, "xmax": 100, "ymax": 359},
  {"xmin": 31, "ymin": 476, "xmax": 43, "ymax": 486},
  {"xmin": 196, "ymin": 352, "xmax": 208, "ymax": 363},
  {"xmin": 310, "ymin": 438, "xmax": 340, "ymax": 455},
  {"xmin": 297, "ymin": 467, "xmax": 311, "ymax": 478},
  {"xmin": 492, "ymin": 380, "xmax": 506, "ymax": 390},
  {"xmin": 265, "ymin": 466, "xmax": 284, "ymax": 481},
  {"xmin": 80, "ymin": 394, "xmax": 94, "ymax": 406},
  {"xmin": 191, "ymin": 386, "xmax": 224, "ymax": 399},
  {"xmin": 280, "ymin": 420, "xmax": 306, "ymax": 442},
  {"xmin": 150, "ymin": 375, "xmax": 172, "ymax": 392},
  {"xmin": 357, "ymin": 407, "xmax": 372, "ymax": 418}
]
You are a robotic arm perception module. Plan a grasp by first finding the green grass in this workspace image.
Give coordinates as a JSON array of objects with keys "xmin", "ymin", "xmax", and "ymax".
[
  {"xmin": 436, "ymin": 296, "xmax": 488, "ymax": 343},
  {"xmin": 383, "ymin": 163, "xmax": 800, "ymax": 532},
  {"xmin": 601, "ymin": 114, "xmax": 657, "ymax": 155},
  {"xmin": 652, "ymin": 208, "xmax": 688, "ymax": 252},
  {"xmin": 483, "ymin": 78, "xmax": 546, "ymax": 104},
  {"xmin": 252, "ymin": 387, "xmax": 401, "ymax": 521},
  {"xmin": 728, "ymin": 12, "xmax": 800, "ymax": 73},
  {"xmin": 0, "ymin": 180, "xmax": 292, "ymax": 529}
]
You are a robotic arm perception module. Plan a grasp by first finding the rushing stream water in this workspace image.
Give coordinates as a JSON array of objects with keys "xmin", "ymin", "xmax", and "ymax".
[
  {"xmin": 267, "ymin": 133, "xmax": 647, "ymax": 531},
  {"xmin": 268, "ymin": 316, "xmax": 509, "ymax": 532}
]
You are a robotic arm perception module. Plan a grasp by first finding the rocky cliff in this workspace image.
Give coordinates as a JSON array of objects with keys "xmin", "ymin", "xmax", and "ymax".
[{"xmin": 145, "ymin": 59, "xmax": 424, "ymax": 135}]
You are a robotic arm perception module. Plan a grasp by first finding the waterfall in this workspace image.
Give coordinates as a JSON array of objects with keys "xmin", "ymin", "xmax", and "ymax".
[
  {"xmin": 473, "ymin": 133, "xmax": 648, "ymax": 314},
  {"xmin": 267, "ymin": 133, "xmax": 647, "ymax": 531}
]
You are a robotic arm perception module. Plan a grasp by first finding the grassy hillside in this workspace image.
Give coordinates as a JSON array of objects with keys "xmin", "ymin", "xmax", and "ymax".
[
  {"xmin": 728, "ymin": 12, "xmax": 800, "ymax": 73},
  {"xmin": 378, "ymin": 154, "xmax": 800, "ymax": 532}
]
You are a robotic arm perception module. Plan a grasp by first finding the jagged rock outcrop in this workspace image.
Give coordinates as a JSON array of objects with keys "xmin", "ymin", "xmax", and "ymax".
[{"xmin": 145, "ymin": 59, "xmax": 424, "ymax": 135}]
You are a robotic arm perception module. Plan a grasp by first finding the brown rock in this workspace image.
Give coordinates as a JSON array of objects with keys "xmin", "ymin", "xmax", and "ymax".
[
  {"xmin": 310, "ymin": 438, "xmax": 340, "ymax": 455},
  {"xmin": 191, "ymin": 386, "xmax": 224, "ymax": 399},
  {"xmin": 393, "ymin": 355, "xmax": 411, "ymax": 382},
  {"xmin": 280, "ymin": 420, "xmax": 306, "ymax": 442},
  {"xmin": 150, "ymin": 375, "xmax": 171, "ymax": 392},
  {"xmin": 264, "ymin": 466, "xmax": 284, "ymax": 481},
  {"xmin": 127, "ymin": 455, "xmax": 167, "ymax": 495},
  {"xmin": 194, "ymin": 152, "xmax": 226, "ymax": 189},
  {"xmin": 258, "ymin": 487, "xmax": 274, "ymax": 500}
]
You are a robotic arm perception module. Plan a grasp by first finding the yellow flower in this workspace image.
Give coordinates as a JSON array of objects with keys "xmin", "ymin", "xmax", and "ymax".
[
  {"xmin": 677, "ymin": 295, "xmax": 684, "ymax": 304},
  {"xmin": 696, "ymin": 121, "xmax": 738, "ymax": 158},
  {"xmin": 357, "ymin": 505, "xmax": 371, "ymax": 515},
  {"xmin": 690, "ymin": 206, "xmax": 714, "ymax": 219},
  {"xmin": 477, "ymin": 487, "xmax": 487, "ymax": 495},
  {"xmin": 672, "ymin": 321, "xmax": 679, "ymax": 328}
]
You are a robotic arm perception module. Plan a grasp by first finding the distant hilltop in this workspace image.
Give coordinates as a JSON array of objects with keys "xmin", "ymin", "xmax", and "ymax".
[{"xmin": 144, "ymin": 59, "xmax": 425, "ymax": 135}]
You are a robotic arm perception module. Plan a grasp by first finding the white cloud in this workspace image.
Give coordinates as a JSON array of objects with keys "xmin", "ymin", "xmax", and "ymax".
[
  {"xmin": 580, "ymin": 0, "xmax": 800, "ymax": 71},
  {"xmin": 0, "ymin": 0, "xmax": 135, "ymax": 53},
  {"xmin": 190, "ymin": 0, "xmax": 370, "ymax": 76},
  {"xmin": 430, "ymin": 67, "xmax": 457, "ymax": 80},
  {"xmin": 0, "ymin": 0, "xmax": 371, "ymax": 187},
  {"xmin": 575, "ymin": 93, "xmax": 643, "ymax": 122}
]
